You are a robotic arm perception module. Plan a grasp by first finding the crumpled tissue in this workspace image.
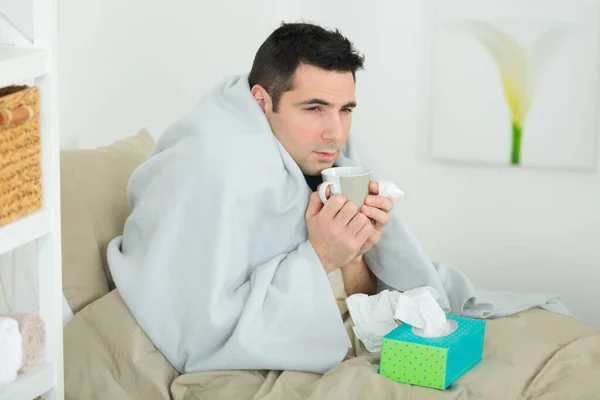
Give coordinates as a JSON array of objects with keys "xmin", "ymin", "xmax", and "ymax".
[
  {"xmin": 346, "ymin": 286, "xmax": 454, "ymax": 352},
  {"xmin": 377, "ymin": 180, "xmax": 404, "ymax": 198},
  {"xmin": 346, "ymin": 290, "xmax": 400, "ymax": 352}
]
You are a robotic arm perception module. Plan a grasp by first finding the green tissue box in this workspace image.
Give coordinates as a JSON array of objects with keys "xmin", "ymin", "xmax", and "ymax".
[{"xmin": 379, "ymin": 314, "xmax": 486, "ymax": 390}]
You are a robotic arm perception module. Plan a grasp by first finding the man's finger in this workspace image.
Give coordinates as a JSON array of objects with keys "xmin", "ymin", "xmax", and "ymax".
[
  {"xmin": 346, "ymin": 212, "xmax": 371, "ymax": 237},
  {"xmin": 365, "ymin": 195, "xmax": 394, "ymax": 213},
  {"xmin": 360, "ymin": 205, "xmax": 390, "ymax": 231},
  {"xmin": 369, "ymin": 180, "xmax": 379, "ymax": 195},
  {"xmin": 305, "ymin": 191, "xmax": 324, "ymax": 219},
  {"xmin": 354, "ymin": 219, "xmax": 375, "ymax": 244},
  {"xmin": 320, "ymin": 194, "xmax": 347, "ymax": 219},
  {"xmin": 334, "ymin": 200, "xmax": 359, "ymax": 227}
]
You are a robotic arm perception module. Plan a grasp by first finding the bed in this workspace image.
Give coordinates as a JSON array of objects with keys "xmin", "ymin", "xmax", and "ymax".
[{"xmin": 60, "ymin": 129, "xmax": 600, "ymax": 400}]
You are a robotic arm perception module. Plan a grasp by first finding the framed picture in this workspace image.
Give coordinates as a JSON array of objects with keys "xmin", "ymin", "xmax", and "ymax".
[{"xmin": 426, "ymin": 0, "xmax": 600, "ymax": 171}]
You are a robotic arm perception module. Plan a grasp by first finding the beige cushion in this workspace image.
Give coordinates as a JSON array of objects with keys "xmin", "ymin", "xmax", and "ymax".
[{"xmin": 61, "ymin": 129, "xmax": 155, "ymax": 313}]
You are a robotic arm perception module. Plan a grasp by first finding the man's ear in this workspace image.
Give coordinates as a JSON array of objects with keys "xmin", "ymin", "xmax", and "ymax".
[{"xmin": 251, "ymin": 84, "xmax": 272, "ymax": 115}]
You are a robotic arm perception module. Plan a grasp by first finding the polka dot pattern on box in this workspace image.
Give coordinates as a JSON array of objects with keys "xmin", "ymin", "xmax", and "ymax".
[{"xmin": 380, "ymin": 341, "xmax": 446, "ymax": 390}]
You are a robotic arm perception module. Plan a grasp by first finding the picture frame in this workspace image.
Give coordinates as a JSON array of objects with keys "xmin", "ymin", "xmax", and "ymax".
[{"xmin": 423, "ymin": 0, "xmax": 600, "ymax": 171}]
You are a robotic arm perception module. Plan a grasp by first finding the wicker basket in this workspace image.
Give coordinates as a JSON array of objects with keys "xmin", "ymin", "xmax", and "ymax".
[{"xmin": 0, "ymin": 85, "xmax": 42, "ymax": 227}]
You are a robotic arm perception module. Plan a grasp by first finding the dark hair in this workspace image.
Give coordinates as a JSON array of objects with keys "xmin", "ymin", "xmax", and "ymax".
[{"xmin": 248, "ymin": 22, "xmax": 365, "ymax": 112}]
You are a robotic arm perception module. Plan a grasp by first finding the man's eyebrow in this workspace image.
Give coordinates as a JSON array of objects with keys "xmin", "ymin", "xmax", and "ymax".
[{"xmin": 294, "ymin": 98, "xmax": 357, "ymax": 108}]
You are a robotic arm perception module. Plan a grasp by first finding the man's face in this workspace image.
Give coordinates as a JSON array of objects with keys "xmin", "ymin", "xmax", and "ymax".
[{"xmin": 253, "ymin": 64, "xmax": 357, "ymax": 176}]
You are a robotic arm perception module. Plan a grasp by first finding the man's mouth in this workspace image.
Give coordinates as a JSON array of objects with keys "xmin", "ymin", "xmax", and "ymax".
[{"xmin": 314, "ymin": 151, "xmax": 337, "ymax": 162}]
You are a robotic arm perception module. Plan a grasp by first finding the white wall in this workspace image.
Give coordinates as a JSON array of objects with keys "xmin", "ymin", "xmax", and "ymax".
[
  {"xmin": 57, "ymin": 0, "xmax": 600, "ymax": 328},
  {"xmin": 56, "ymin": 0, "xmax": 285, "ymax": 149}
]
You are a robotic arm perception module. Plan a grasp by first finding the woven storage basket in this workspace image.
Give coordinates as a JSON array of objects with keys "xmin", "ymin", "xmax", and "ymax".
[{"xmin": 0, "ymin": 85, "xmax": 42, "ymax": 227}]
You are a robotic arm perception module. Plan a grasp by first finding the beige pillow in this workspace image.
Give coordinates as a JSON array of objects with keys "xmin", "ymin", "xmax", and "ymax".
[{"xmin": 61, "ymin": 129, "xmax": 155, "ymax": 313}]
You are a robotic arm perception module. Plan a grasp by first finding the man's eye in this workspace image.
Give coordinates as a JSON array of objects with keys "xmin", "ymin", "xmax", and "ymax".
[
  {"xmin": 306, "ymin": 107, "xmax": 320, "ymax": 112},
  {"xmin": 341, "ymin": 108, "xmax": 353, "ymax": 114}
]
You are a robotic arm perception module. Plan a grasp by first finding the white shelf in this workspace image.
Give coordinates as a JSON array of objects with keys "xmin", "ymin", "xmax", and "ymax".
[
  {"xmin": 0, "ymin": 208, "xmax": 52, "ymax": 255},
  {"xmin": 1, "ymin": 1, "xmax": 64, "ymax": 398},
  {"xmin": 0, "ymin": 363, "xmax": 54, "ymax": 400},
  {"xmin": 0, "ymin": 45, "xmax": 48, "ymax": 88}
]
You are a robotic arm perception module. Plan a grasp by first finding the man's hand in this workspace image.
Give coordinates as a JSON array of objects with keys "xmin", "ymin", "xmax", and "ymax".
[
  {"xmin": 305, "ymin": 190, "xmax": 374, "ymax": 274},
  {"xmin": 356, "ymin": 180, "xmax": 395, "ymax": 256}
]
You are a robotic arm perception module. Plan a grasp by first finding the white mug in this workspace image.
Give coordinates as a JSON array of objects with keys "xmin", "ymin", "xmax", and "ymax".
[{"xmin": 319, "ymin": 166, "xmax": 372, "ymax": 208}]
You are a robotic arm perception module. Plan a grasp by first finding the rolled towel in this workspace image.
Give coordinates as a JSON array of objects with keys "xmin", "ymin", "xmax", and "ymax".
[
  {"xmin": 0, "ymin": 317, "xmax": 22, "ymax": 385},
  {"xmin": 0, "ymin": 313, "xmax": 45, "ymax": 374}
]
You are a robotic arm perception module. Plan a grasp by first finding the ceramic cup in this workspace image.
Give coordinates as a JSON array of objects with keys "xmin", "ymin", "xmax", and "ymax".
[{"xmin": 319, "ymin": 166, "xmax": 372, "ymax": 208}]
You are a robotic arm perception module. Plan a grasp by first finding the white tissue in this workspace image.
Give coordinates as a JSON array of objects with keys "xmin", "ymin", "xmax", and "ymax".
[
  {"xmin": 346, "ymin": 290, "xmax": 400, "ymax": 352},
  {"xmin": 377, "ymin": 180, "xmax": 404, "ymax": 198},
  {"xmin": 346, "ymin": 286, "xmax": 457, "ymax": 353},
  {"xmin": 0, "ymin": 317, "xmax": 23, "ymax": 385},
  {"xmin": 395, "ymin": 286, "xmax": 456, "ymax": 338}
]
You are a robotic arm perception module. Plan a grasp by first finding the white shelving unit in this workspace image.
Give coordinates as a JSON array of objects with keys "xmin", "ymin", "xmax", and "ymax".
[
  {"xmin": 0, "ymin": 46, "xmax": 48, "ymax": 88},
  {"xmin": 0, "ymin": 0, "xmax": 63, "ymax": 399}
]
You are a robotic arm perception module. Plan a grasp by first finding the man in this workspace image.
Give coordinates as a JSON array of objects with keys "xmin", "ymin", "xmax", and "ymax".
[
  {"xmin": 107, "ymin": 21, "xmax": 394, "ymax": 375},
  {"xmin": 247, "ymin": 22, "xmax": 394, "ymax": 296}
]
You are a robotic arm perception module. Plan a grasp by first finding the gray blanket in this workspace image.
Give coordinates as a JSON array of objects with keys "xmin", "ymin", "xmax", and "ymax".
[{"xmin": 107, "ymin": 74, "xmax": 570, "ymax": 376}]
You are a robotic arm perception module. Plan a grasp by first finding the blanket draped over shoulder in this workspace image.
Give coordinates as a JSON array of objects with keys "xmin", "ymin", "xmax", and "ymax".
[{"xmin": 107, "ymin": 74, "xmax": 569, "ymax": 375}]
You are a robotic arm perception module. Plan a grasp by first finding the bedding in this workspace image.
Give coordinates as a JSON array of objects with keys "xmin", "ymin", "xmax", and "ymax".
[
  {"xmin": 64, "ymin": 268, "xmax": 600, "ymax": 400},
  {"xmin": 60, "ymin": 129, "xmax": 155, "ymax": 314}
]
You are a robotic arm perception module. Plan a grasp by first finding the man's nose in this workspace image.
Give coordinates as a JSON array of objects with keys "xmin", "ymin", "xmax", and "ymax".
[{"xmin": 322, "ymin": 114, "xmax": 344, "ymax": 141}]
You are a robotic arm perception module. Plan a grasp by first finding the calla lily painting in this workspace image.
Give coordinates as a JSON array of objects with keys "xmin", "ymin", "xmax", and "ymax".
[{"xmin": 428, "ymin": 0, "xmax": 600, "ymax": 170}]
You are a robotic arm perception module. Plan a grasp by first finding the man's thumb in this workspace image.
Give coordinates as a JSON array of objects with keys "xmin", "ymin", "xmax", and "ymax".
[{"xmin": 305, "ymin": 190, "xmax": 324, "ymax": 219}]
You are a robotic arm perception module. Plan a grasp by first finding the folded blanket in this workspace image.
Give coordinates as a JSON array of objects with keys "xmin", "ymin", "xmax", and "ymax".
[
  {"xmin": 0, "ymin": 313, "xmax": 46, "ymax": 373},
  {"xmin": 107, "ymin": 74, "xmax": 570, "ymax": 376},
  {"xmin": 0, "ymin": 316, "xmax": 22, "ymax": 385}
]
